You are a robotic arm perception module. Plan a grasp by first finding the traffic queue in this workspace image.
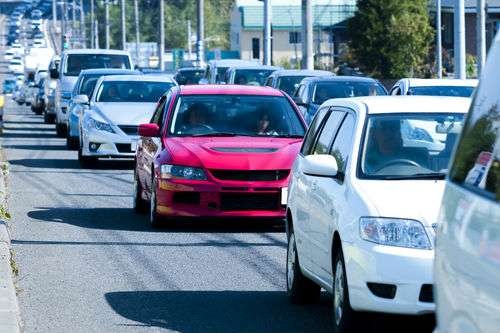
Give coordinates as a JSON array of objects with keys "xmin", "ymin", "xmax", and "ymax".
[{"xmin": 3, "ymin": 30, "xmax": 499, "ymax": 333}]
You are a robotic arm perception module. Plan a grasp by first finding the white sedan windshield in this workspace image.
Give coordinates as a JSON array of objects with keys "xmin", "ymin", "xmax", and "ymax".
[{"xmin": 361, "ymin": 113, "xmax": 464, "ymax": 179}]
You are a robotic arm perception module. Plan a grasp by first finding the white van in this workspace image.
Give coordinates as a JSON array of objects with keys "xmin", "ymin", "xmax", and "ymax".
[
  {"xmin": 434, "ymin": 33, "xmax": 500, "ymax": 333},
  {"xmin": 51, "ymin": 49, "xmax": 133, "ymax": 137}
]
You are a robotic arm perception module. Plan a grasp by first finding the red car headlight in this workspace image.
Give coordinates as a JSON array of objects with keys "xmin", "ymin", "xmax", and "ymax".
[{"xmin": 160, "ymin": 164, "xmax": 207, "ymax": 180}]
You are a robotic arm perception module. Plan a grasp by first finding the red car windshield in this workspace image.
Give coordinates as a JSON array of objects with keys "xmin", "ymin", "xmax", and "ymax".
[{"xmin": 169, "ymin": 95, "xmax": 305, "ymax": 138}]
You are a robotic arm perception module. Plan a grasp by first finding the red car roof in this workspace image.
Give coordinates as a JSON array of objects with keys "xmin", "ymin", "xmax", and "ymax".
[{"xmin": 179, "ymin": 84, "xmax": 284, "ymax": 96}]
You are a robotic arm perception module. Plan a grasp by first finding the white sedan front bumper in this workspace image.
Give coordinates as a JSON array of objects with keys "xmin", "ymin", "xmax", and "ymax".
[
  {"xmin": 344, "ymin": 239, "xmax": 435, "ymax": 315},
  {"xmin": 81, "ymin": 127, "xmax": 138, "ymax": 158}
]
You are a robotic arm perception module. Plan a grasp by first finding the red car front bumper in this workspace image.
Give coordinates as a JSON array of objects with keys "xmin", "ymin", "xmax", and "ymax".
[{"xmin": 155, "ymin": 177, "xmax": 288, "ymax": 219}]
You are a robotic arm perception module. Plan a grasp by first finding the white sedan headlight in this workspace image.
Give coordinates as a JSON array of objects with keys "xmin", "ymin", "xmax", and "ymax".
[
  {"xmin": 160, "ymin": 164, "xmax": 207, "ymax": 180},
  {"xmin": 86, "ymin": 117, "xmax": 114, "ymax": 133},
  {"xmin": 359, "ymin": 217, "xmax": 431, "ymax": 249}
]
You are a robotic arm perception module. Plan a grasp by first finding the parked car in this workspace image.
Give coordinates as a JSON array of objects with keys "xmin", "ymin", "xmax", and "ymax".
[
  {"xmin": 173, "ymin": 67, "xmax": 204, "ymax": 85},
  {"xmin": 265, "ymin": 69, "xmax": 333, "ymax": 97},
  {"xmin": 285, "ymin": 96, "xmax": 469, "ymax": 333},
  {"xmin": 78, "ymin": 75, "xmax": 175, "ymax": 166},
  {"xmin": 434, "ymin": 33, "xmax": 500, "ymax": 333},
  {"xmin": 292, "ymin": 76, "xmax": 387, "ymax": 124},
  {"xmin": 133, "ymin": 85, "xmax": 306, "ymax": 227},
  {"xmin": 389, "ymin": 78, "xmax": 478, "ymax": 97},
  {"xmin": 52, "ymin": 49, "xmax": 134, "ymax": 137},
  {"xmin": 3, "ymin": 78, "xmax": 17, "ymax": 94},
  {"xmin": 224, "ymin": 65, "xmax": 281, "ymax": 86},
  {"xmin": 66, "ymin": 68, "xmax": 141, "ymax": 149},
  {"xmin": 198, "ymin": 59, "xmax": 258, "ymax": 84}
]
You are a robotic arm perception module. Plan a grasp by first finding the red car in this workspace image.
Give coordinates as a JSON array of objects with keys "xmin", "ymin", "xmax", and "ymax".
[{"xmin": 133, "ymin": 85, "xmax": 306, "ymax": 226}]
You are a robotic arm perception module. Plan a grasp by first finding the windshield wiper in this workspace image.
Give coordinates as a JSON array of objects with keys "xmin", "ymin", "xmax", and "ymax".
[
  {"xmin": 378, "ymin": 173, "xmax": 446, "ymax": 180},
  {"xmin": 272, "ymin": 134, "xmax": 303, "ymax": 138}
]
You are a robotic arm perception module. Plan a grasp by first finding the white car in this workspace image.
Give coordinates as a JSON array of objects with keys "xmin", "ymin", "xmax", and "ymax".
[
  {"xmin": 4, "ymin": 49, "xmax": 15, "ymax": 61},
  {"xmin": 9, "ymin": 59, "xmax": 24, "ymax": 74},
  {"xmin": 434, "ymin": 33, "xmax": 500, "ymax": 333},
  {"xmin": 390, "ymin": 78, "xmax": 478, "ymax": 97},
  {"xmin": 32, "ymin": 39, "xmax": 45, "ymax": 48},
  {"xmin": 78, "ymin": 75, "xmax": 176, "ymax": 166},
  {"xmin": 286, "ymin": 96, "xmax": 470, "ymax": 332},
  {"xmin": 53, "ymin": 49, "xmax": 134, "ymax": 137}
]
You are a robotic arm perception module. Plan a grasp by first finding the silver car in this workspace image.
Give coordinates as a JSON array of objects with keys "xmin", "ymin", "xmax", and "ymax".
[{"xmin": 77, "ymin": 75, "xmax": 177, "ymax": 167}]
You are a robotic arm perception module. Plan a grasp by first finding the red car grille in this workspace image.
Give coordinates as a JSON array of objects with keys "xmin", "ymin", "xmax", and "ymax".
[
  {"xmin": 220, "ymin": 192, "xmax": 280, "ymax": 211},
  {"xmin": 210, "ymin": 170, "xmax": 289, "ymax": 181}
]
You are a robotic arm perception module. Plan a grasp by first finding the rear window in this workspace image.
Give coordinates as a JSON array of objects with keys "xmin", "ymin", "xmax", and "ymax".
[
  {"xmin": 64, "ymin": 54, "xmax": 131, "ymax": 76},
  {"xmin": 96, "ymin": 81, "xmax": 173, "ymax": 103},
  {"xmin": 409, "ymin": 86, "xmax": 475, "ymax": 97},
  {"xmin": 313, "ymin": 81, "xmax": 387, "ymax": 105}
]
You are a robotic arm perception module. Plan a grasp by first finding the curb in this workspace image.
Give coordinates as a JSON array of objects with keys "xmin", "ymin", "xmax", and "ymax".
[{"xmin": 0, "ymin": 157, "xmax": 21, "ymax": 332}]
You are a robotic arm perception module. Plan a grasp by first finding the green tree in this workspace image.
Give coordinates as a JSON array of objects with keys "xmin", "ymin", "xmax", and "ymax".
[
  {"xmin": 93, "ymin": 0, "xmax": 234, "ymax": 51},
  {"xmin": 347, "ymin": 0, "xmax": 433, "ymax": 78}
]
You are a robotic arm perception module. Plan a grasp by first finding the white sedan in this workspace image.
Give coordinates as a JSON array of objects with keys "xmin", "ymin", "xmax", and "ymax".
[
  {"xmin": 390, "ymin": 78, "xmax": 478, "ymax": 97},
  {"xmin": 285, "ymin": 96, "xmax": 470, "ymax": 332},
  {"xmin": 78, "ymin": 75, "xmax": 176, "ymax": 166}
]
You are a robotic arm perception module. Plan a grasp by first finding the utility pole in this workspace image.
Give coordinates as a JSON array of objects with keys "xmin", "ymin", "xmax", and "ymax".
[
  {"xmin": 79, "ymin": 0, "xmax": 86, "ymax": 47},
  {"xmin": 121, "ymin": 0, "xmax": 126, "ymax": 50},
  {"xmin": 105, "ymin": 0, "xmax": 110, "ymax": 49},
  {"xmin": 72, "ymin": 0, "xmax": 77, "ymax": 32},
  {"xmin": 187, "ymin": 20, "xmax": 192, "ymax": 60},
  {"xmin": 95, "ymin": 19, "xmax": 99, "ymax": 48},
  {"xmin": 159, "ymin": 0, "xmax": 165, "ymax": 71},
  {"xmin": 196, "ymin": 0, "xmax": 205, "ymax": 67},
  {"xmin": 263, "ymin": 0, "xmax": 271, "ymax": 65},
  {"xmin": 454, "ymin": 0, "xmax": 466, "ymax": 79},
  {"xmin": 60, "ymin": 0, "xmax": 67, "ymax": 50},
  {"xmin": 52, "ymin": 0, "xmax": 57, "ymax": 32},
  {"xmin": 301, "ymin": 0, "xmax": 313, "ymax": 69},
  {"xmin": 477, "ymin": 0, "xmax": 486, "ymax": 75},
  {"xmin": 436, "ymin": 0, "xmax": 443, "ymax": 78},
  {"xmin": 90, "ymin": 0, "xmax": 95, "ymax": 48},
  {"xmin": 134, "ymin": 0, "xmax": 140, "ymax": 65}
]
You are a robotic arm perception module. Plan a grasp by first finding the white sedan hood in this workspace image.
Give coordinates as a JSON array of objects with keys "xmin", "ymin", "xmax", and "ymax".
[
  {"xmin": 356, "ymin": 180, "xmax": 445, "ymax": 228},
  {"xmin": 93, "ymin": 102, "xmax": 157, "ymax": 126}
]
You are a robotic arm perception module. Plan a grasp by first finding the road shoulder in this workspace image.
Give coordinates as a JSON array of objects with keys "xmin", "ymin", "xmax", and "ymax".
[{"xmin": 0, "ymin": 152, "xmax": 21, "ymax": 332}]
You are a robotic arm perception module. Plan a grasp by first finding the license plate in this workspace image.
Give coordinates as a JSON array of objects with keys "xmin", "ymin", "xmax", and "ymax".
[{"xmin": 281, "ymin": 187, "xmax": 288, "ymax": 205}]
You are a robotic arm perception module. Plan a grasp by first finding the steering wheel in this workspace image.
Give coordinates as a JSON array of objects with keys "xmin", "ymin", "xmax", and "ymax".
[{"xmin": 375, "ymin": 159, "xmax": 421, "ymax": 173}]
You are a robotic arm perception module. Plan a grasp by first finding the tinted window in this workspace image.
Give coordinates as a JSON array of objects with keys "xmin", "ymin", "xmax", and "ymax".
[
  {"xmin": 451, "ymin": 103, "xmax": 499, "ymax": 201},
  {"xmin": 408, "ymin": 86, "xmax": 475, "ymax": 97},
  {"xmin": 216, "ymin": 67, "xmax": 229, "ymax": 83},
  {"xmin": 175, "ymin": 70, "xmax": 204, "ymax": 85},
  {"xmin": 277, "ymin": 76, "xmax": 307, "ymax": 96},
  {"xmin": 300, "ymin": 107, "xmax": 329, "ymax": 155},
  {"xmin": 313, "ymin": 81, "xmax": 386, "ymax": 105},
  {"xmin": 330, "ymin": 113, "xmax": 355, "ymax": 175},
  {"xmin": 96, "ymin": 81, "xmax": 174, "ymax": 103},
  {"xmin": 233, "ymin": 69, "xmax": 276, "ymax": 86},
  {"xmin": 169, "ymin": 95, "xmax": 305, "ymax": 137},
  {"xmin": 64, "ymin": 54, "xmax": 131, "ymax": 76},
  {"xmin": 312, "ymin": 111, "xmax": 345, "ymax": 155}
]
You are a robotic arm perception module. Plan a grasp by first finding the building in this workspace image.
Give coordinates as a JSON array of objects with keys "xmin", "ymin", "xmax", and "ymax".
[
  {"xmin": 437, "ymin": 0, "xmax": 500, "ymax": 57},
  {"xmin": 230, "ymin": 0, "xmax": 356, "ymax": 68}
]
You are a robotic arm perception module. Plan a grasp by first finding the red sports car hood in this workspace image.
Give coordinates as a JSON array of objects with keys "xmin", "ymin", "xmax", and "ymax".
[{"xmin": 165, "ymin": 136, "xmax": 302, "ymax": 170}]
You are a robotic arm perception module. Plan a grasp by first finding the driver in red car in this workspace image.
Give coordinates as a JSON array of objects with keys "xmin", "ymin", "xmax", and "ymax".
[{"xmin": 180, "ymin": 102, "xmax": 212, "ymax": 134}]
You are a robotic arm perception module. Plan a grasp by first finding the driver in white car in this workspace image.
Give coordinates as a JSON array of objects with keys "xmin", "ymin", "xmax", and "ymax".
[{"xmin": 365, "ymin": 119, "xmax": 429, "ymax": 174}]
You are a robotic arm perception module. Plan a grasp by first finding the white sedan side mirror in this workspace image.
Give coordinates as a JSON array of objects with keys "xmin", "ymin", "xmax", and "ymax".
[
  {"xmin": 303, "ymin": 154, "xmax": 338, "ymax": 177},
  {"xmin": 73, "ymin": 94, "xmax": 89, "ymax": 105}
]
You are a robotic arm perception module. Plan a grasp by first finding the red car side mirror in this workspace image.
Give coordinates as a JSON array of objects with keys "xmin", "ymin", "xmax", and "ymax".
[{"xmin": 138, "ymin": 123, "xmax": 160, "ymax": 137}]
